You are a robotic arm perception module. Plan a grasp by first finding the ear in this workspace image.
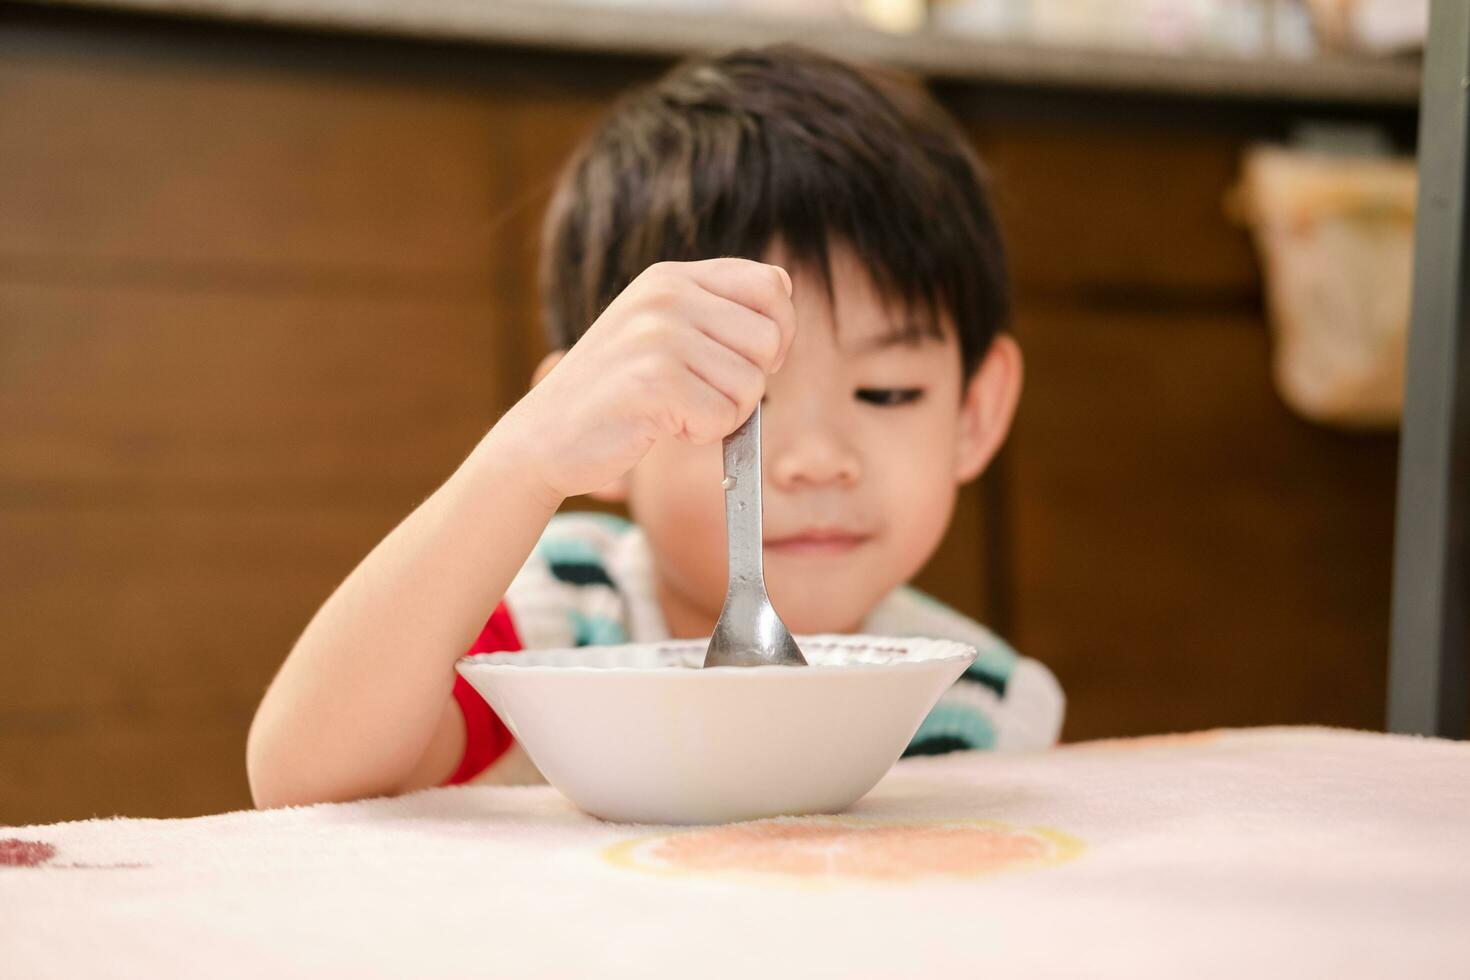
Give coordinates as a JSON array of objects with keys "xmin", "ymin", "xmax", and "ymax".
[
  {"xmin": 529, "ymin": 350, "xmax": 563, "ymax": 388},
  {"xmin": 954, "ymin": 333, "xmax": 1023, "ymax": 484},
  {"xmin": 530, "ymin": 350, "xmax": 630, "ymax": 503}
]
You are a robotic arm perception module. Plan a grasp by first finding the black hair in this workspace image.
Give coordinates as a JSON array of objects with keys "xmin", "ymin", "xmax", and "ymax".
[{"xmin": 540, "ymin": 44, "xmax": 1010, "ymax": 377}]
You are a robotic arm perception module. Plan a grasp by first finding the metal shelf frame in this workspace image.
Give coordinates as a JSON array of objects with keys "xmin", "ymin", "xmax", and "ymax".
[{"xmin": 1389, "ymin": 0, "xmax": 1470, "ymax": 738}]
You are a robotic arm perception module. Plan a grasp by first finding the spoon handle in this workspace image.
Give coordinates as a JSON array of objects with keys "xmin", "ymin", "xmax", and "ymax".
[
  {"xmin": 707, "ymin": 403, "xmax": 806, "ymax": 667},
  {"xmin": 722, "ymin": 403, "xmax": 765, "ymax": 595}
]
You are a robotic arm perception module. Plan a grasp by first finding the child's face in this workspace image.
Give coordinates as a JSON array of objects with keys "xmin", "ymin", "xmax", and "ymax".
[{"xmin": 617, "ymin": 242, "xmax": 1019, "ymax": 637}]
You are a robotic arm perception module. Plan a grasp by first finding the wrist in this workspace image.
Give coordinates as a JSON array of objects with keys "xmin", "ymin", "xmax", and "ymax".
[{"xmin": 463, "ymin": 408, "xmax": 568, "ymax": 515}]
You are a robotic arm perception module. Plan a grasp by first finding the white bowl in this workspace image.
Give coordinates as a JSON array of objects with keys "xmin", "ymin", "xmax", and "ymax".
[{"xmin": 456, "ymin": 635, "xmax": 976, "ymax": 825}]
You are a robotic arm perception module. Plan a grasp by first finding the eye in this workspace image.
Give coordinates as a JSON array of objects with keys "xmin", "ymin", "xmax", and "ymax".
[{"xmin": 855, "ymin": 387, "xmax": 925, "ymax": 407}]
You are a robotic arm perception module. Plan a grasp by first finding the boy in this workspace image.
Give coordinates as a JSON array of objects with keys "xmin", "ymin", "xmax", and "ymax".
[{"xmin": 247, "ymin": 45, "xmax": 1062, "ymax": 808}]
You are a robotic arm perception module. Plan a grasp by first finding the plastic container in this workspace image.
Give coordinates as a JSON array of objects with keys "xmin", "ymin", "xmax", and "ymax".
[{"xmin": 1229, "ymin": 146, "xmax": 1415, "ymax": 429}]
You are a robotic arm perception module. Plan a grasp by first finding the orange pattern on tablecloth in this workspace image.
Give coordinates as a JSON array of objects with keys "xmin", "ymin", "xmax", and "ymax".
[
  {"xmin": 604, "ymin": 817, "xmax": 1082, "ymax": 884},
  {"xmin": 1063, "ymin": 729, "xmax": 1227, "ymax": 753}
]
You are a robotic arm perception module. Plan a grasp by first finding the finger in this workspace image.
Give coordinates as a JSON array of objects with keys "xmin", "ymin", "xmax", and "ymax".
[
  {"xmin": 680, "ymin": 258, "xmax": 797, "ymax": 369},
  {"xmin": 773, "ymin": 265, "xmax": 793, "ymax": 298},
  {"xmin": 634, "ymin": 348, "xmax": 741, "ymax": 446},
  {"xmin": 663, "ymin": 365, "xmax": 742, "ymax": 445},
  {"xmin": 676, "ymin": 327, "xmax": 767, "ymax": 425},
  {"xmin": 680, "ymin": 287, "xmax": 785, "ymax": 373}
]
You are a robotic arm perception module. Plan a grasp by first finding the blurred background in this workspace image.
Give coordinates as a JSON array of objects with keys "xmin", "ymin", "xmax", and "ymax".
[{"xmin": 0, "ymin": 0, "xmax": 1428, "ymax": 824}]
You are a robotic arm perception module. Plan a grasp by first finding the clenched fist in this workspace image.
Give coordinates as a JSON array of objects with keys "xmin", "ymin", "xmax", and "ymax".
[{"xmin": 503, "ymin": 258, "xmax": 797, "ymax": 502}]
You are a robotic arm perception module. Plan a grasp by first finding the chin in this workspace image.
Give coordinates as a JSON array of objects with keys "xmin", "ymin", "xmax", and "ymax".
[
  {"xmin": 774, "ymin": 615, "xmax": 840, "ymax": 636},
  {"xmin": 767, "ymin": 590, "xmax": 872, "ymax": 636}
]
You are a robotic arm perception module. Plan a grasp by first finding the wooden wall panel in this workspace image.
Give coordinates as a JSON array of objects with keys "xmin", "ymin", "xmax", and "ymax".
[
  {"xmin": 2, "ymin": 504, "xmax": 410, "ymax": 712},
  {"xmin": 968, "ymin": 104, "xmax": 1401, "ymax": 741},
  {"xmin": 912, "ymin": 479, "xmax": 994, "ymax": 625},
  {"xmin": 0, "ymin": 284, "xmax": 518, "ymax": 492},
  {"xmin": 482, "ymin": 93, "xmax": 616, "ymax": 384},
  {"xmin": 0, "ymin": 43, "xmax": 511, "ymax": 284},
  {"xmin": 1009, "ymin": 302, "xmax": 1398, "ymax": 740},
  {"xmin": 0, "ymin": 504, "xmax": 407, "ymax": 825},
  {"xmin": 970, "ymin": 120, "xmax": 1261, "ymax": 300},
  {"xmin": 4, "ymin": 711, "xmax": 255, "ymax": 825}
]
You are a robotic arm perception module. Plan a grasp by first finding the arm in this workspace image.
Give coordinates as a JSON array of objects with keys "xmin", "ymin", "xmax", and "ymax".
[
  {"xmin": 246, "ymin": 259, "xmax": 796, "ymax": 808},
  {"xmin": 246, "ymin": 429, "xmax": 561, "ymax": 808}
]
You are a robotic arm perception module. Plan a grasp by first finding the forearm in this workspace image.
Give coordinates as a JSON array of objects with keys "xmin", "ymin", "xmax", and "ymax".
[{"xmin": 246, "ymin": 420, "xmax": 562, "ymax": 808}]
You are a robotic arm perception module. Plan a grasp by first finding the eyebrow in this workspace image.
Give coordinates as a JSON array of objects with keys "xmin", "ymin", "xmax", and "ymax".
[{"xmin": 846, "ymin": 323, "xmax": 946, "ymax": 355}]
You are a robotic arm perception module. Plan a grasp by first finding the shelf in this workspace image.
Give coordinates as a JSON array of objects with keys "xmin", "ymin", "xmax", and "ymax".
[{"xmin": 23, "ymin": 0, "xmax": 1421, "ymax": 106}]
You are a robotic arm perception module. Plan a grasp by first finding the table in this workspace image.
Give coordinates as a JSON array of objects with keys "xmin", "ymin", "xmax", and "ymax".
[{"xmin": 3, "ymin": 727, "xmax": 1467, "ymax": 978}]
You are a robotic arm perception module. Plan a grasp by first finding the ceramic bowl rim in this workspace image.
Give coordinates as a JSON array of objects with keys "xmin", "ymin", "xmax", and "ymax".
[{"xmin": 456, "ymin": 635, "xmax": 977, "ymax": 678}]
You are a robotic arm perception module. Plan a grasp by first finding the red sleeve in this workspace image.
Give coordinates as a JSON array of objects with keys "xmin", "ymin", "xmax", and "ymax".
[{"xmin": 445, "ymin": 602, "xmax": 523, "ymax": 785}]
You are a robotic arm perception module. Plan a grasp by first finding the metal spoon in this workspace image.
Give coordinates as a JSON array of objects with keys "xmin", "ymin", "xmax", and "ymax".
[{"xmin": 704, "ymin": 403, "xmax": 807, "ymax": 668}]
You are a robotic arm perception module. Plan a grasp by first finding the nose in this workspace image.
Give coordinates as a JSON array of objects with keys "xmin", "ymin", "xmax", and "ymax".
[{"xmin": 766, "ymin": 402, "xmax": 862, "ymax": 490}]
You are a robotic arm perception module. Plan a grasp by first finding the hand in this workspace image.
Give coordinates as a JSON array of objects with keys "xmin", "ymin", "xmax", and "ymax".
[{"xmin": 502, "ymin": 258, "xmax": 797, "ymax": 502}]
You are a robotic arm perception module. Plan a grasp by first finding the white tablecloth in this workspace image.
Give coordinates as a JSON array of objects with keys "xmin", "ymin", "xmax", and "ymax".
[{"xmin": 3, "ymin": 727, "xmax": 1467, "ymax": 978}]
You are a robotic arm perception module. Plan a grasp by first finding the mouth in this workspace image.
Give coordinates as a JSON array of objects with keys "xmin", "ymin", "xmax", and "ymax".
[{"xmin": 763, "ymin": 529, "xmax": 871, "ymax": 557}]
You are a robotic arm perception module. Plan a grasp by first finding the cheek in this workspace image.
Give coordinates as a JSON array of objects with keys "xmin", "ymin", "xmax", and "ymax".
[
  {"xmin": 627, "ymin": 441, "xmax": 728, "ymax": 600},
  {"xmin": 870, "ymin": 408, "xmax": 960, "ymax": 568},
  {"xmin": 892, "ymin": 471, "xmax": 957, "ymax": 575}
]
